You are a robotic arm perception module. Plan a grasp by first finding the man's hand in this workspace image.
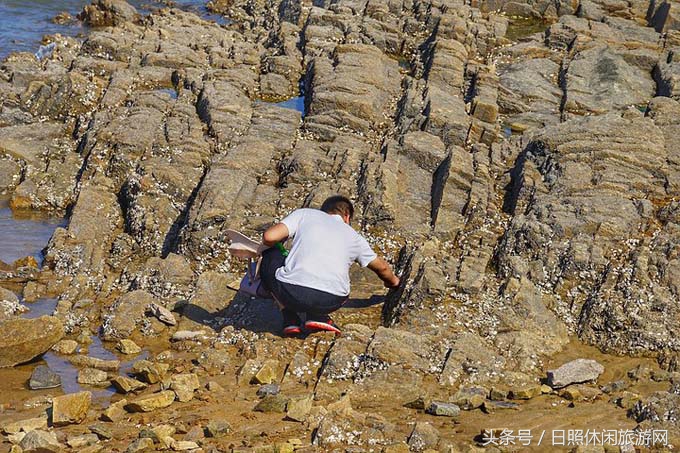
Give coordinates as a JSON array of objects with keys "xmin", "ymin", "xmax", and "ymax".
[{"xmin": 367, "ymin": 257, "xmax": 400, "ymax": 289}]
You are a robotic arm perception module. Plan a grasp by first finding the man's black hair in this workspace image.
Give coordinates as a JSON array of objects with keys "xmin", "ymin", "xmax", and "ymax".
[{"xmin": 320, "ymin": 195, "xmax": 354, "ymax": 219}]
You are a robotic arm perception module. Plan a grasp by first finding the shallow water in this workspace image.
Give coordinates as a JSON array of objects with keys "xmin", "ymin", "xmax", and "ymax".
[
  {"xmin": 21, "ymin": 298, "xmax": 58, "ymax": 318},
  {"xmin": 0, "ymin": 198, "xmax": 65, "ymax": 266},
  {"xmin": 0, "ymin": 0, "xmax": 228, "ymax": 59},
  {"xmin": 275, "ymin": 96, "xmax": 305, "ymax": 116}
]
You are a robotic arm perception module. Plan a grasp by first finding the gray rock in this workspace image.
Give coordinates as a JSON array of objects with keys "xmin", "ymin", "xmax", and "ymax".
[
  {"xmin": 425, "ymin": 401, "xmax": 460, "ymax": 417},
  {"xmin": 257, "ymin": 383, "xmax": 280, "ymax": 398},
  {"xmin": 547, "ymin": 359, "xmax": 605, "ymax": 388},
  {"xmin": 19, "ymin": 429, "xmax": 63, "ymax": 453},
  {"xmin": 29, "ymin": 365, "xmax": 61, "ymax": 390}
]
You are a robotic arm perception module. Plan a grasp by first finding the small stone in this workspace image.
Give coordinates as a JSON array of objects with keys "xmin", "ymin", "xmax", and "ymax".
[
  {"xmin": 184, "ymin": 425, "xmax": 204, "ymax": 443},
  {"xmin": 70, "ymin": 355, "xmax": 120, "ymax": 371},
  {"xmin": 482, "ymin": 400, "xmax": 520, "ymax": 414},
  {"xmin": 101, "ymin": 399, "xmax": 128, "ymax": 422},
  {"xmin": 205, "ymin": 381, "xmax": 224, "ymax": 392},
  {"xmin": 131, "ymin": 360, "xmax": 169, "ymax": 384},
  {"xmin": 559, "ymin": 387, "xmax": 583, "ymax": 401},
  {"xmin": 601, "ymin": 380, "xmax": 627, "ymax": 394},
  {"xmin": 77, "ymin": 332, "xmax": 93, "ymax": 345},
  {"xmin": 426, "ymin": 401, "xmax": 460, "ymax": 417},
  {"xmin": 408, "ymin": 422, "xmax": 439, "ymax": 451},
  {"xmin": 403, "ymin": 396, "xmax": 428, "ymax": 410},
  {"xmin": 205, "ymin": 419, "xmax": 231, "ymax": 438},
  {"xmin": 51, "ymin": 339, "xmax": 79, "ymax": 355},
  {"xmin": 450, "ymin": 386, "xmax": 487, "ymax": 409},
  {"xmin": 117, "ymin": 339, "xmax": 142, "ymax": 355},
  {"xmin": 171, "ymin": 330, "xmax": 209, "ymax": 342},
  {"xmin": 147, "ymin": 303, "xmax": 177, "ymax": 326},
  {"xmin": 125, "ymin": 390, "xmax": 176, "ymax": 412},
  {"xmin": 171, "ymin": 440, "xmax": 200, "ymax": 451},
  {"xmin": 547, "ymin": 359, "xmax": 604, "ymax": 389},
  {"xmin": 78, "ymin": 368, "xmax": 109, "ymax": 386},
  {"xmin": 140, "ymin": 424, "xmax": 175, "ymax": 446},
  {"xmin": 125, "ymin": 437, "xmax": 154, "ymax": 452},
  {"xmin": 254, "ymin": 394, "xmax": 289, "ymax": 413},
  {"xmin": 237, "ymin": 359, "xmax": 259, "ymax": 384},
  {"xmin": 29, "ymin": 365, "xmax": 61, "ymax": 390},
  {"xmin": 257, "ymin": 383, "xmax": 280, "ymax": 398},
  {"xmin": 251, "ymin": 359, "xmax": 279, "ymax": 385},
  {"xmin": 616, "ymin": 391, "xmax": 641, "ymax": 410},
  {"xmin": 197, "ymin": 349, "xmax": 230, "ymax": 374},
  {"xmin": 540, "ymin": 384, "xmax": 552, "ymax": 394},
  {"xmin": 286, "ymin": 394, "xmax": 313, "ymax": 422},
  {"xmin": 67, "ymin": 433, "xmax": 99, "ymax": 448},
  {"xmin": 488, "ymin": 387, "xmax": 508, "ymax": 400},
  {"xmin": 51, "ymin": 391, "xmax": 92, "ymax": 426},
  {"xmin": 169, "ymin": 373, "xmax": 200, "ymax": 402},
  {"xmin": 1, "ymin": 415, "xmax": 48, "ymax": 435},
  {"xmin": 19, "ymin": 429, "xmax": 63, "ymax": 453},
  {"xmin": 111, "ymin": 376, "xmax": 147, "ymax": 394},
  {"xmin": 89, "ymin": 424, "xmax": 114, "ymax": 440},
  {"xmin": 509, "ymin": 385, "xmax": 542, "ymax": 400}
]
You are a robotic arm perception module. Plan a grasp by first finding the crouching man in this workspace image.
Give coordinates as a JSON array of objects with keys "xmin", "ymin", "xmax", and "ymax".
[{"xmin": 260, "ymin": 195, "xmax": 400, "ymax": 335}]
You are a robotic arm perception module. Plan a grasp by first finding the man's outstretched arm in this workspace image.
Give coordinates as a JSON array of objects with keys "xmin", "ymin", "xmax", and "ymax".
[
  {"xmin": 263, "ymin": 223, "xmax": 289, "ymax": 247},
  {"xmin": 367, "ymin": 257, "xmax": 400, "ymax": 288}
]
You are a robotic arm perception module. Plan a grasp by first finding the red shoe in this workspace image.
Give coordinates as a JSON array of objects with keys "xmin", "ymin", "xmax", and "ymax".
[
  {"xmin": 283, "ymin": 325, "xmax": 302, "ymax": 336},
  {"xmin": 305, "ymin": 316, "xmax": 341, "ymax": 334}
]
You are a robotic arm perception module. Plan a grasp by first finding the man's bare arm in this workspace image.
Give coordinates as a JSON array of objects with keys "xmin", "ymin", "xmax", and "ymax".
[
  {"xmin": 367, "ymin": 257, "xmax": 400, "ymax": 288},
  {"xmin": 263, "ymin": 223, "xmax": 289, "ymax": 247}
]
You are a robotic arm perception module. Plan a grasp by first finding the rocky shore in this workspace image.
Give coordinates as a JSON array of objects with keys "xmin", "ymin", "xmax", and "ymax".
[{"xmin": 1, "ymin": 0, "xmax": 680, "ymax": 450}]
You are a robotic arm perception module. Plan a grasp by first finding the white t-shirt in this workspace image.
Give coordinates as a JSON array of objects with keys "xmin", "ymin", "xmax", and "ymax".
[{"xmin": 275, "ymin": 208, "xmax": 377, "ymax": 296}]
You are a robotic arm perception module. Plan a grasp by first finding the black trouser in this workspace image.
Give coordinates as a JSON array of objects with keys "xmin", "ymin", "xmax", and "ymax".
[{"xmin": 260, "ymin": 247, "xmax": 347, "ymax": 321}]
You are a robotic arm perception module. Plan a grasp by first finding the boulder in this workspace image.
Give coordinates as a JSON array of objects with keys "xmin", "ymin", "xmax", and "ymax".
[
  {"xmin": 29, "ymin": 365, "xmax": 61, "ymax": 390},
  {"xmin": 0, "ymin": 316, "xmax": 64, "ymax": 367},
  {"xmin": 547, "ymin": 359, "xmax": 605, "ymax": 388},
  {"xmin": 102, "ymin": 291, "xmax": 155, "ymax": 340},
  {"xmin": 51, "ymin": 391, "xmax": 92, "ymax": 426},
  {"xmin": 78, "ymin": 0, "xmax": 140, "ymax": 27}
]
